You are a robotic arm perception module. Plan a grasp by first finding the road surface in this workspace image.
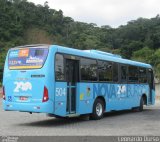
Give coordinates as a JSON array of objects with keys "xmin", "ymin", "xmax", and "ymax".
[{"xmin": 0, "ymin": 99, "xmax": 160, "ymax": 136}]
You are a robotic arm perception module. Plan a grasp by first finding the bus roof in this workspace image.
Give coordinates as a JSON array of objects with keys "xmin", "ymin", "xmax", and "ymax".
[
  {"xmin": 9, "ymin": 44, "xmax": 152, "ymax": 69},
  {"xmin": 11, "ymin": 44, "xmax": 50, "ymax": 50},
  {"xmin": 51, "ymin": 45, "xmax": 152, "ymax": 69}
]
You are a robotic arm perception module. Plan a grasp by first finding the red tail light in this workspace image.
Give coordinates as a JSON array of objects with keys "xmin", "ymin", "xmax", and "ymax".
[
  {"xmin": 2, "ymin": 86, "xmax": 5, "ymax": 100},
  {"xmin": 42, "ymin": 86, "xmax": 49, "ymax": 102}
]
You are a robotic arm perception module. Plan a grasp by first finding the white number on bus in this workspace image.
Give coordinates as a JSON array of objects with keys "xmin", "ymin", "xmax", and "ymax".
[{"xmin": 56, "ymin": 88, "xmax": 66, "ymax": 96}]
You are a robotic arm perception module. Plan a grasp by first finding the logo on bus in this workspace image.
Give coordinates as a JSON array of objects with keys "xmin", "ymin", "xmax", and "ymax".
[
  {"xmin": 93, "ymin": 84, "xmax": 146, "ymax": 99},
  {"xmin": 14, "ymin": 82, "xmax": 32, "ymax": 92},
  {"xmin": 117, "ymin": 85, "xmax": 126, "ymax": 94}
]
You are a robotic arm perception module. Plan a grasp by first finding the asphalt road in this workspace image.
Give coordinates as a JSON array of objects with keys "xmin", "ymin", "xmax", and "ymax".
[{"xmin": 0, "ymin": 99, "xmax": 160, "ymax": 136}]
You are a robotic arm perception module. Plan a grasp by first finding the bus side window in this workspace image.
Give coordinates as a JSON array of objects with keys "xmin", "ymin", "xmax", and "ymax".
[
  {"xmin": 128, "ymin": 66, "xmax": 138, "ymax": 83},
  {"xmin": 55, "ymin": 54, "xmax": 64, "ymax": 81},
  {"xmin": 120, "ymin": 65, "xmax": 127, "ymax": 82},
  {"xmin": 80, "ymin": 58, "xmax": 97, "ymax": 81},
  {"xmin": 98, "ymin": 60, "xmax": 112, "ymax": 82},
  {"xmin": 113, "ymin": 62, "xmax": 118, "ymax": 82},
  {"xmin": 139, "ymin": 68, "xmax": 147, "ymax": 83}
]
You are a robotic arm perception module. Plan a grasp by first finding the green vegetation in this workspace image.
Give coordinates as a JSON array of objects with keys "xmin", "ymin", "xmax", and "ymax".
[{"xmin": 0, "ymin": 0, "xmax": 160, "ymax": 83}]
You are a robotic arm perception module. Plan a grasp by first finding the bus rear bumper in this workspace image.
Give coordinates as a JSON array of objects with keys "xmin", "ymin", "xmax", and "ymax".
[{"xmin": 2, "ymin": 100, "xmax": 54, "ymax": 114}]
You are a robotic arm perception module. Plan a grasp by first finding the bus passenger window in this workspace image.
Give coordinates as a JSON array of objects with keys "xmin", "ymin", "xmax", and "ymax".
[
  {"xmin": 121, "ymin": 65, "xmax": 127, "ymax": 82},
  {"xmin": 98, "ymin": 61, "xmax": 112, "ymax": 81},
  {"xmin": 128, "ymin": 66, "xmax": 138, "ymax": 83},
  {"xmin": 81, "ymin": 58, "xmax": 97, "ymax": 81},
  {"xmin": 113, "ymin": 62, "xmax": 118, "ymax": 82},
  {"xmin": 55, "ymin": 54, "xmax": 64, "ymax": 80},
  {"xmin": 139, "ymin": 68, "xmax": 147, "ymax": 83}
]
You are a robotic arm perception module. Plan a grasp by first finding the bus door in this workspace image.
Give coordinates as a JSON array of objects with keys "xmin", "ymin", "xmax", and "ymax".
[
  {"xmin": 148, "ymin": 69, "xmax": 154, "ymax": 104},
  {"xmin": 65, "ymin": 59, "xmax": 79, "ymax": 114}
]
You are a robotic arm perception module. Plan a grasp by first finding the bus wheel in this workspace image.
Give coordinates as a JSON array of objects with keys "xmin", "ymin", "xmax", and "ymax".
[
  {"xmin": 139, "ymin": 97, "xmax": 144, "ymax": 112},
  {"xmin": 90, "ymin": 98, "xmax": 104, "ymax": 120}
]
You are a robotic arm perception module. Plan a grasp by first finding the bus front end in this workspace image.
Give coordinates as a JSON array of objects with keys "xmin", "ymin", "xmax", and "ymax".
[{"xmin": 2, "ymin": 45, "xmax": 54, "ymax": 114}]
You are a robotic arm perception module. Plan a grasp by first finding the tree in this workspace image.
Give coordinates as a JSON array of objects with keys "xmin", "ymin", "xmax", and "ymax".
[
  {"xmin": 132, "ymin": 47, "xmax": 154, "ymax": 63},
  {"xmin": 1, "ymin": 0, "xmax": 160, "ymax": 82}
]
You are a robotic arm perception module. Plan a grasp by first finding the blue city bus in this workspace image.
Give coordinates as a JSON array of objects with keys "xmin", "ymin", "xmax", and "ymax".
[{"xmin": 2, "ymin": 44, "xmax": 155, "ymax": 120}]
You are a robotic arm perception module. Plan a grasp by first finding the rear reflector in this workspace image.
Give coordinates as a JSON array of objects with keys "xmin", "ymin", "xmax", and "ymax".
[
  {"xmin": 42, "ymin": 86, "xmax": 49, "ymax": 102},
  {"xmin": 2, "ymin": 86, "xmax": 5, "ymax": 100}
]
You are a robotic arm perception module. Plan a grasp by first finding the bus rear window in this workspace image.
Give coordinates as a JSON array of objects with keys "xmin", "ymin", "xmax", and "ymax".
[{"xmin": 8, "ymin": 48, "xmax": 48, "ymax": 69}]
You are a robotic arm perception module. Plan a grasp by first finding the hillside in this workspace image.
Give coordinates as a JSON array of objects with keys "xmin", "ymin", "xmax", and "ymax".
[{"xmin": 0, "ymin": 0, "xmax": 160, "ymax": 82}]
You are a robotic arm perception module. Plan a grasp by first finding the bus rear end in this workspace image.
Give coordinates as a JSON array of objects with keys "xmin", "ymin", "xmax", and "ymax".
[{"xmin": 2, "ymin": 45, "xmax": 54, "ymax": 114}]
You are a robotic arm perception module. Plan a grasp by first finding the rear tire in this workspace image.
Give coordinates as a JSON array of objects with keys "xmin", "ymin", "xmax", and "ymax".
[
  {"xmin": 138, "ymin": 97, "xmax": 144, "ymax": 112},
  {"xmin": 90, "ymin": 98, "xmax": 104, "ymax": 120}
]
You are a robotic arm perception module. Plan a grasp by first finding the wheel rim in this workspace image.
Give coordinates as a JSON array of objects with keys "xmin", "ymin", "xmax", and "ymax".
[{"xmin": 96, "ymin": 103, "xmax": 103, "ymax": 116}]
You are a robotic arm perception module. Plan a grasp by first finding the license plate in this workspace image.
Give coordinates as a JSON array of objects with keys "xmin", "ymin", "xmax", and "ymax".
[{"xmin": 19, "ymin": 96, "xmax": 28, "ymax": 101}]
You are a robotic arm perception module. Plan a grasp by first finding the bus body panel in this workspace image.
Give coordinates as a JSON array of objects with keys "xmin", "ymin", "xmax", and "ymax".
[
  {"xmin": 3, "ymin": 100, "xmax": 54, "ymax": 113},
  {"xmin": 54, "ymin": 82, "xmax": 67, "ymax": 116},
  {"xmin": 53, "ymin": 82, "xmax": 150, "ymax": 117},
  {"xmin": 76, "ymin": 83, "xmax": 94, "ymax": 115},
  {"xmin": 76, "ymin": 83, "xmax": 150, "ymax": 114}
]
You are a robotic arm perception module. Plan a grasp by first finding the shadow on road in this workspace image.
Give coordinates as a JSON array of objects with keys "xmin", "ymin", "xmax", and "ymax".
[
  {"xmin": 16, "ymin": 108, "xmax": 154, "ymax": 127},
  {"xmin": 17, "ymin": 117, "xmax": 87, "ymax": 127}
]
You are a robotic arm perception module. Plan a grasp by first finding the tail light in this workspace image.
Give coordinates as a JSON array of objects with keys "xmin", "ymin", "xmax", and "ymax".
[
  {"xmin": 2, "ymin": 86, "xmax": 5, "ymax": 100},
  {"xmin": 42, "ymin": 86, "xmax": 49, "ymax": 102}
]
